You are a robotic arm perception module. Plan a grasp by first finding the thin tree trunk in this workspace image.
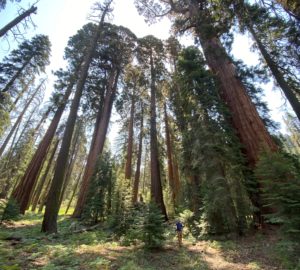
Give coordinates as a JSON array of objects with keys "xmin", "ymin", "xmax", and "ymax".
[
  {"xmin": 11, "ymin": 76, "xmax": 35, "ymax": 111},
  {"xmin": 0, "ymin": 79, "xmax": 44, "ymax": 157},
  {"xmin": 34, "ymin": 107, "xmax": 51, "ymax": 135},
  {"xmin": 199, "ymin": 33, "xmax": 277, "ymax": 167},
  {"xmin": 73, "ymin": 69, "xmax": 119, "ymax": 218},
  {"xmin": 142, "ymin": 145, "xmax": 148, "ymax": 194},
  {"xmin": 247, "ymin": 22, "xmax": 300, "ymax": 121},
  {"xmin": 31, "ymin": 139, "xmax": 59, "ymax": 212},
  {"xmin": 58, "ymin": 130, "xmax": 81, "ymax": 208},
  {"xmin": 0, "ymin": 117, "xmax": 22, "ymax": 198},
  {"xmin": 1, "ymin": 56, "xmax": 33, "ymax": 94},
  {"xmin": 1, "ymin": 106, "xmax": 39, "ymax": 199},
  {"xmin": 132, "ymin": 106, "xmax": 143, "ymax": 204},
  {"xmin": 65, "ymin": 167, "xmax": 84, "ymax": 215},
  {"xmin": 38, "ymin": 169, "xmax": 53, "ymax": 213},
  {"xmin": 0, "ymin": 5, "xmax": 37, "ymax": 38},
  {"xmin": 125, "ymin": 93, "xmax": 135, "ymax": 179},
  {"xmin": 11, "ymin": 80, "xmax": 75, "ymax": 214},
  {"xmin": 149, "ymin": 51, "xmax": 168, "ymax": 220},
  {"xmin": 42, "ymin": 3, "xmax": 111, "ymax": 233},
  {"xmin": 164, "ymin": 102, "xmax": 176, "ymax": 204}
]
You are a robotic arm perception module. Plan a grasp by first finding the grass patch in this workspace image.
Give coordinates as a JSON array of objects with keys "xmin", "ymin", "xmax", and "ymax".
[{"xmin": 0, "ymin": 212, "xmax": 292, "ymax": 270}]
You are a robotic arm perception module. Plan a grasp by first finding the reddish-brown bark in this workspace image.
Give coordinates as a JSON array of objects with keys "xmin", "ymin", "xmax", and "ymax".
[
  {"xmin": 125, "ymin": 94, "xmax": 135, "ymax": 179},
  {"xmin": 199, "ymin": 34, "xmax": 277, "ymax": 167},
  {"xmin": 72, "ymin": 69, "xmax": 119, "ymax": 218},
  {"xmin": 132, "ymin": 106, "xmax": 143, "ymax": 204},
  {"xmin": 42, "ymin": 2, "xmax": 113, "ymax": 232},
  {"xmin": 30, "ymin": 139, "xmax": 59, "ymax": 212},
  {"xmin": 164, "ymin": 103, "xmax": 176, "ymax": 204},
  {"xmin": 149, "ymin": 51, "xmax": 168, "ymax": 220},
  {"xmin": 11, "ymin": 81, "xmax": 74, "ymax": 214}
]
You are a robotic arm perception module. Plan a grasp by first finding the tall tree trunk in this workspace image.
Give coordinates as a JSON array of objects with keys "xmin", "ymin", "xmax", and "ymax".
[
  {"xmin": 142, "ymin": 145, "xmax": 148, "ymax": 194},
  {"xmin": 72, "ymin": 70, "xmax": 119, "ymax": 218},
  {"xmin": 42, "ymin": 4, "xmax": 111, "ymax": 233},
  {"xmin": 247, "ymin": 22, "xmax": 300, "ymax": 121},
  {"xmin": 31, "ymin": 139, "xmax": 59, "ymax": 212},
  {"xmin": 198, "ymin": 32, "xmax": 278, "ymax": 224},
  {"xmin": 38, "ymin": 169, "xmax": 53, "ymax": 213},
  {"xmin": 198, "ymin": 33, "xmax": 277, "ymax": 167},
  {"xmin": 58, "ymin": 129, "xmax": 81, "ymax": 208},
  {"xmin": 0, "ymin": 79, "xmax": 44, "ymax": 157},
  {"xmin": 11, "ymin": 76, "xmax": 35, "ymax": 111},
  {"xmin": 164, "ymin": 102, "xmax": 176, "ymax": 204},
  {"xmin": 34, "ymin": 107, "xmax": 51, "ymax": 135},
  {"xmin": 125, "ymin": 93, "xmax": 135, "ymax": 179},
  {"xmin": 0, "ymin": 117, "xmax": 22, "ymax": 198},
  {"xmin": 132, "ymin": 106, "xmax": 143, "ymax": 204},
  {"xmin": 0, "ymin": 5, "xmax": 37, "ymax": 38},
  {"xmin": 65, "ymin": 167, "xmax": 84, "ymax": 215},
  {"xmin": 1, "ymin": 56, "xmax": 33, "ymax": 94},
  {"xmin": 149, "ymin": 51, "xmax": 168, "ymax": 220},
  {"xmin": 11, "ymin": 80, "xmax": 74, "ymax": 214}
]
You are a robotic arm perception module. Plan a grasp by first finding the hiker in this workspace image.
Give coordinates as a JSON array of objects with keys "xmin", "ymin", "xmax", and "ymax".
[{"xmin": 175, "ymin": 220, "xmax": 184, "ymax": 247}]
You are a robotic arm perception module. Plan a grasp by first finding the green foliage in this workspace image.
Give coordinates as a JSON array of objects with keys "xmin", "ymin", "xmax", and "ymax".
[
  {"xmin": 1, "ymin": 198, "xmax": 20, "ymax": 221},
  {"xmin": 0, "ymin": 99, "xmax": 10, "ymax": 137},
  {"xmin": 110, "ymin": 177, "xmax": 135, "ymax": 238},
  {"xmin": 82, "ymin": 151, "xmax": 115, "ymax": 224},
  {"xmin": 255, "ymin": 151, "xmax": 300, "ymax": 239},
  {"xmin": 172, "ymin": 46, "xmax": 251, "ymax": 235},
  {"xmin": 138, "ymin": 202, "xmax": 166, "ymax": 249}
]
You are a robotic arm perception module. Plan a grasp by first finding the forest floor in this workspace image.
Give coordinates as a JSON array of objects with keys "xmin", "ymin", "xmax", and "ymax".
[{"xmin": 0, "ymin": 210, "xmax": 298, "ymax": 270}]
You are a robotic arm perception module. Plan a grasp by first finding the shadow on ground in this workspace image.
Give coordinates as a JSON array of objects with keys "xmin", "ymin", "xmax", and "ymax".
[{"xmin": 0, "ymin": 214, "xmax": 287, "ymax": 270}]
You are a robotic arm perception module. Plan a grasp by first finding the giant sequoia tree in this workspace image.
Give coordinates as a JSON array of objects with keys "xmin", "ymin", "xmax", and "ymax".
[
  {"xmin": 73, "ymin": 23, "xmax": 136, "ymax": 218},
  {"xmin": 41, "ymin": 0, "xmax": 113, "ymax": 233},
  {"xmin": 137, "ymin": 35, "xmax": 168, "ymax": 219},
  {"xmin": 135, "ymin": 0, "xmax": 277, "ymax": 167}
]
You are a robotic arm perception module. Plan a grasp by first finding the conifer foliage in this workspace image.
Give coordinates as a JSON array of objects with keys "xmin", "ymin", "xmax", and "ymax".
[{"xmin": 0, "ymin": 1, "xmax": 299, "ymax": 257}]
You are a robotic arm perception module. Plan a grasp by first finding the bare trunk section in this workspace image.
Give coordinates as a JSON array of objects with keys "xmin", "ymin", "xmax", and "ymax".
[
  {"xmin": 11, "ymin": 76, "xmax": 35, "ymax": 111},
  {"xmin": 38, "ymin": 168, "xmax": 54, "ymax": 213},
  {"xmin": 0, "ymin": 5, "xmax": 37, "ymax": 38},
  {"xmin": 199, "ymin": 34, "xmax": 277, "ymax": 167},
  {"xmin": 164, "ymin": 103, "xmax": 176, "ymax": 204},
  {"xmin": 65, "ymin": 167, "xmax": 84, "ymax": 215},
  {"xmin": 58, "ymin": 129, "xmax": 81, "ymax": 207},
  {"xmin": 0, "ymin": 117, "xmax": 22, "ymax": 198},
  {"xmin": 125, "ymin": 94, "xmax": 135, "ymax": 179},
  {"xmin": 132, "ymin": 106, "xmax": 143, "ymax": 204},
  {"xmin": 42, "ymin": 4, "xmax": 111, "ymax": 232},
  {"xmin": 0, "ymin": 79, "xmax": 44, "ymax": 157},
  {"xmin": 72, "ymin": 70, "xmax": 119, "ymax": 218},
  {"xmin": 149, "ymin": 51, "xmax": 168, "ymax": 220},
  {"xmin": 11, "ymin": 80, "xmax": 74, "ymax": 214},
  {"xmin": 247, "ymin": 23, "xmax": 300, "ymax": 121},
  {"xmin": 30, "ymin": 139, "xmax": 59, "ymax": 212}
]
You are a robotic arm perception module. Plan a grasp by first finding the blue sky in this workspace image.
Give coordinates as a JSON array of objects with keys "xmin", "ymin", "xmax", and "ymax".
[{"xmin": 0, "ymin": 0, "xmax": 290, "ymax": 134}]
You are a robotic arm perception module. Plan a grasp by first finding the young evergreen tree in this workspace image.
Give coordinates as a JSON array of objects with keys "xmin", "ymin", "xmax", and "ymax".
[{"xmin": 82, "ymin": 151, "xmax": 114, "ymax": 224}]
